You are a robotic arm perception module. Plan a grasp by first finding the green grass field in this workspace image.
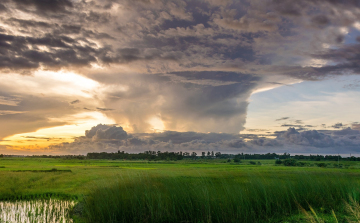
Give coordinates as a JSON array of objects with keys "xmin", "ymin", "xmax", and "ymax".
[{"xmin": 1, "ymin": 158, "xmax": 360, "ymax": 222}]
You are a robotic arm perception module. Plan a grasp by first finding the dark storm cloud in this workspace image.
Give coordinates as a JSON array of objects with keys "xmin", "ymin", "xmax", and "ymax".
[
  {"xmin": 1, "ymin": 0, "xmax": 360, "ymax": 77},
  {"xmin": 13, "ymin": 0, "xmax": 73, "ymax": 13},
  {"xmin": 0, "ymin": 33, "xmax": 105, "ymax": 69}
]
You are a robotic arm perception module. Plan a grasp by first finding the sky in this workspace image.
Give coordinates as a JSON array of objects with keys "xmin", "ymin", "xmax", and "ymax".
[{"xmin": 0, "ymin": 0, "xmax": 360, "ymax": 155}]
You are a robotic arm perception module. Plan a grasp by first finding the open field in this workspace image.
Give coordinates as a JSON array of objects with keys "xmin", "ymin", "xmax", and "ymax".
[{"xmin": 1, "ymin": 158, "xmax": 360, "ymax": 222}]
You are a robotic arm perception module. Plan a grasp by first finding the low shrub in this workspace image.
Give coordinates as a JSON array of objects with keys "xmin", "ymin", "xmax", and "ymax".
[
  {"xmin": 275, "ymin": 159, "xmax": 282, "ymax": 165},
  {"xmin": 297, "ymin": 162, "xmax": 306, "ymax": 167},
  {"xmin": 333, "ymin": 164, "xmax": 343, "ymax": 168},
  {"xmin": 249, "ymin": 161, "xmax": 256, "ymax": 165},
  {"xmin": 315, "ymin": 163, "xmax": 328, "ymax": 168},
  {"xmin": 283, "ymin": 159, "xmax": 297, "ymax": 166}
]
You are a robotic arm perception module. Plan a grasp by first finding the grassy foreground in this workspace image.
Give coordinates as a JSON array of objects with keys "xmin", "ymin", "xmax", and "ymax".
[
  {"xmin": 0, "ymin": 158, "xmax": 360, "ymax": 222},
  {"xmin": 78, "ymin": 171, "xmax": 359, "ymax": 223}
]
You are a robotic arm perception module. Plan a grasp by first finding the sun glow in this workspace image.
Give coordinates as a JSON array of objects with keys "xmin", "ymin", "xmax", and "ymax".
[
  {"xmin": 148, "ymin": 116, "xmax": 165, "ymax": 132},
  {"xmin": 0, "ymin": 112, "xmax": 116, "ymax": 149}
]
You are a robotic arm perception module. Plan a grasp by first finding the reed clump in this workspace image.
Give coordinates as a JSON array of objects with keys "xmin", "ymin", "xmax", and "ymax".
[
  {"xmin": 79, "ymin": 171, "xmax": 359, "ymax": 223},
  {"xmin": 0, "ymin": 199, "xmax": 75, "ymax": 223}
]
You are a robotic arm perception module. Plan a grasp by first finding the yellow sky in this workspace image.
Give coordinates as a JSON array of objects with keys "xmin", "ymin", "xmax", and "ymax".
[{"xmin": 0, "ymin": 111, "xmax": 116, "ymax": 149}]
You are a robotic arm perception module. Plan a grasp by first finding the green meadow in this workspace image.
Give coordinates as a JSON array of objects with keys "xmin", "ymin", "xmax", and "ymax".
[{"xmin": 1, "ymin": 158, "xmax": 360, "ymax": 222}]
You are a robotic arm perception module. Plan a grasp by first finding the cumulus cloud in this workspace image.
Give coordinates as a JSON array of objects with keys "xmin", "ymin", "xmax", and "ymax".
[
  {"xmin": 44, "ymin": 125, "xmax": 360, "ymax": 155},
  {"xmin": 85, "ymin": 124, "xmax": 127, "ymax": 141},
  {"xmin": 332, "ymin": 127, "xmax": 360, "ymax": 136},
  {"xmin": 278, "ymin": 128, "xmax": 334, "ymax": 147}
]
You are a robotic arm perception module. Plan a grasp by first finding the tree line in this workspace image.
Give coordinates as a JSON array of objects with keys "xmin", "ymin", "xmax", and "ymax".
[{"xmin": 1, "ymin": 152, "xmax": 359, "ymax": 161}]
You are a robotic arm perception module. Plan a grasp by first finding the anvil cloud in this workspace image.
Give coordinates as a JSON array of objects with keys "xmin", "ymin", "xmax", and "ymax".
[{"xmin": 1, "ymin": 0, "xmax": 360, "ymax": 154}]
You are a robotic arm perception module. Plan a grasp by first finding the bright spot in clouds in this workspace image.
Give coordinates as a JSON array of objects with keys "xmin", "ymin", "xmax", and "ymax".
[
  {"xmin": 0, "ymin": 112, "xmax": 116, "ymax": 148},
  {"xmin": 0, "ymin": 70, "xmax": 99, "ymax": 98},
  {"xmin": 148, "ymin": 116, "xmax": 165, "ymax": 132}
]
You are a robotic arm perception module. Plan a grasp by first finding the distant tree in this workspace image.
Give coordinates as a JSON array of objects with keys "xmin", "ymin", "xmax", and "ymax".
[
  {"xmin": 234, "ymin": 154, "xmax": 241, "ymax": 163},
  {"xmin": 211, "ymin": 151, "xmax": 214, "ymax": 156},
  {"xmin": 275, "ymin": 159, "xmax": 282, "ymax": 165},
  {"xmin": 207, "ymin": 151, "xmax": 211, "ymax": 156},
  {"xmin": 215, "ymin": 152, "xmax": 221, "ymax": 158},
  {"xmin": 0, "ymin": 154, "xmax": 3, "ymax": 158},
  {"xmin": 191, "ymin": 152, "xmax": 197, "ymax": 159},
  {"xmin": 201, "ymin": 152, "xmax": 206, "ymax": 158}
]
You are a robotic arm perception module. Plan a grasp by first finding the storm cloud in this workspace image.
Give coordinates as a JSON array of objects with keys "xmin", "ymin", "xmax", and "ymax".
[{"xmin": 1, "ymin": 0, "xmax": 360, "ymax": 154}]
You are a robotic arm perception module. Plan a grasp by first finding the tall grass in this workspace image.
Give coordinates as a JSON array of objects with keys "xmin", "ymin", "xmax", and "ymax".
[
  {"xmin": 298, "ymin": 196, "xmax": 360, "ymax": 223},
  {"xmin": 79, "ymin": 171, "xmax": 359, "ymax": 223}
]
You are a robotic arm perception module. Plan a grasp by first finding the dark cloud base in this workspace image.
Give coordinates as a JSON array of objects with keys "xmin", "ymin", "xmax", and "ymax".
[{"xmin": 46, "ymin": 124, "xmax": 360, "ymax": 155}]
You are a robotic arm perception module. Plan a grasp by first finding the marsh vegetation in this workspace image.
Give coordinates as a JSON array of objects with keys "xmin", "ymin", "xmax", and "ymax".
[
  {"xmin": 0, "ymin": 199, "xmax": 75, "ymax": 223},
  {"xmin": 0, "ymin": 157, "xmax": 360, "ymax": 222},
  {"xmin": 79, "ymin": 171, "xmax": 359, "ymax": 223}
]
